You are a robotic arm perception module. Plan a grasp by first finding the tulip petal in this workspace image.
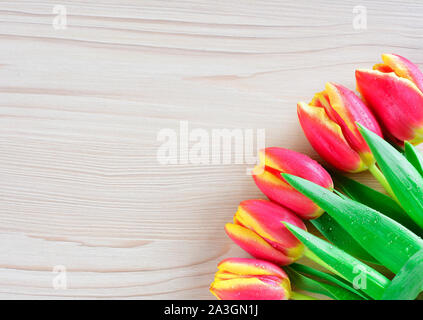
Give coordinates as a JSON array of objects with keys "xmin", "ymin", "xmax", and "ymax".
[
  {"xmin": 261, "ymin": 148, "xmax": 333, "ymax": 188},
  {"xmin": 210, "ymin": 258, "xmax": 291, "ymax": 300},
  {"xmin": 225, "ymin": 223, "xmax": 294, "ymax": 265},
  {"xmin": 235, "ymin": 199, "xmax": 305, "ymax": 257},
  {"xmin": 217, "ymin": 257, "xmax": 287, "ymax": 278},
  {"xmin": 297, "ymin": 102, "xmax": 366, "ymax": 172},
  {"xmin": 324, "ymin": 82, "xmax": 382, "ymax": 165},
  {"xmin": 373, "ymin": 63, "xmax": 394, "ymax": 73},
  {"xmin": 252, "ymin": 165, "xmax": 323, "ymax": 219},
  {"xmin": 380, "ymin": 53, "xmax": 423, "ymax": 93},
  {"xmin": 252, "ymin": 148, "xmax": 332, "ymax": 219},
  {"xmin": 210, "ymin": 276, "xmax": 290, "ymax": 300},
  {"xmin": 356, "ymin": 69, "xmax": 423, "ymax": 144}
]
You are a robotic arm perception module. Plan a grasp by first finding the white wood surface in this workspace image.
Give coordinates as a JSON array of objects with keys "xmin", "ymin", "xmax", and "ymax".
[{"xmin": 0, "ymin": 0, "xmax": 422, "ymax": 299}]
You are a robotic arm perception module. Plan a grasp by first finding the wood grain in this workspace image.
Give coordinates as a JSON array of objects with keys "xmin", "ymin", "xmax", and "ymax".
[{"xmin": 0, "ymin": 0, "xmax": 422, "ymax": 299}]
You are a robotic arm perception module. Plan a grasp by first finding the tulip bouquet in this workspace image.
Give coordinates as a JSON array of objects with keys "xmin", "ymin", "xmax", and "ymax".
[{"xmin": 210, "ymin": 54, "xmax": 423, "ymax": 300}]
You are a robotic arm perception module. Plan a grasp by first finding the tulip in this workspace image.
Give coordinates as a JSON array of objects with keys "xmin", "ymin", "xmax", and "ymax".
[
  {"xmin": 297, "ymin": 85, "xmax": 395, "ymax": 198},
  {"xmin": 356, "ymin": 53, "xmax": 423, "ymax": 145},
  {"xmin": 225, "ymin": 199, "xmax": 306, "ymax": 265},
  {"xmin": 297, "ymin": 82, "xmax": 383, "ymax": 173},
  {"xmin": 210, "ymin": 258, "xmax": 291, "ymax": 300},
  {"xmin": 252, "ymin": 147, "xmax": 333, "ymax": 219}
]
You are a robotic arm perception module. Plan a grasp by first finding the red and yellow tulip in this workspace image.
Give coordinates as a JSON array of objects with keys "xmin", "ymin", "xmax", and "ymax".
[
  {"xmin": 225, "ymin": 199, "xmax": 306, "ymax": 265},
  {"xmin": 356, "ymin": 54, "xmax": 423, "ymax": 145},
  {"xmin": 252, "ymin": 147, "xmax": 333, "ymax": 219},
  {"xmin": 297, "ymin": 82, "xmax": 383, "ymax": 173},
  {"xmin": 210, "ymin": 257, "xmax": 291, "ymax": 300}
]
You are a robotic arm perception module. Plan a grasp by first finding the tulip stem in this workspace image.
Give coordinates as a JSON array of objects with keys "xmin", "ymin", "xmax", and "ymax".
[
  {"xmin": 290, "ymin": 291, "xmax": 318, "ymax": 300},
  {"xmin": 303, "ymin": 248, "xmax": 343, "ymax": 278},
  {"xmin": 368, "ymin": 163, "xmax": 398, "ymax": 202}
]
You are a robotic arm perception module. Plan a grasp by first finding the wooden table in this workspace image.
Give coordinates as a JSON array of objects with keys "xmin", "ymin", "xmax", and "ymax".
[{"xmin": 0, "ymin": 0, "xmax": 422, "ymax": 299}]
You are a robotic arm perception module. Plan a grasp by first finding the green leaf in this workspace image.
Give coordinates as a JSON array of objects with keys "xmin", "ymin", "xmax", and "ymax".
[
  {"xmin": 285, "ymin": 267, "xmax": 364, "ymax": 300},
  {"xmin": 290, "ymin": 263, "xmax": 369, "ymax": 300},
  {"xmin": 312, "ymin": 213, "xmax": 378, "ymax": 264},
  {"xmin": 282, "ymin": 173, "xmax": 423, "ymax": 274},
  {"xmin": 404, "ymin": 141, "xmax": 423, "ymax": 177},
  {"xmin": 357, "ymin": 124, "xmax": 423, "ymax": 230},
  {"xmin": 333, "ymin": 189, "xmax": 349, "ymax": 199},
  {"xmin": 381, "ymin": 250, "xmax": 423, "ymax": 300},
  {"xmin": 334, "ymin": 173, "xmax": 420, "ymax": 235},
  {"xmin": 284, "ymin": 222, "xmax": 389, "ymax": 300}
]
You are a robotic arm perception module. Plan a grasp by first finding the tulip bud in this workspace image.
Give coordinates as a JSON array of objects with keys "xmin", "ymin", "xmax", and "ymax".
[
  {"xmin": 225, "ymin": 199, "xmax": 306, "ymax": 265},
  {"xmin": 297, "ymin": 82, "xmax": 383, "ymax": 172},
  {"xmin": 252, "ymin": 147, "xmax": 333, "ymax": 219},
  {"xmin": 210, "ymin": 257, "xmax": 291, "ymax": 300},
  {"xmin": 356, "ymin": 54, "xmax": 423, "ymax": 144}
]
